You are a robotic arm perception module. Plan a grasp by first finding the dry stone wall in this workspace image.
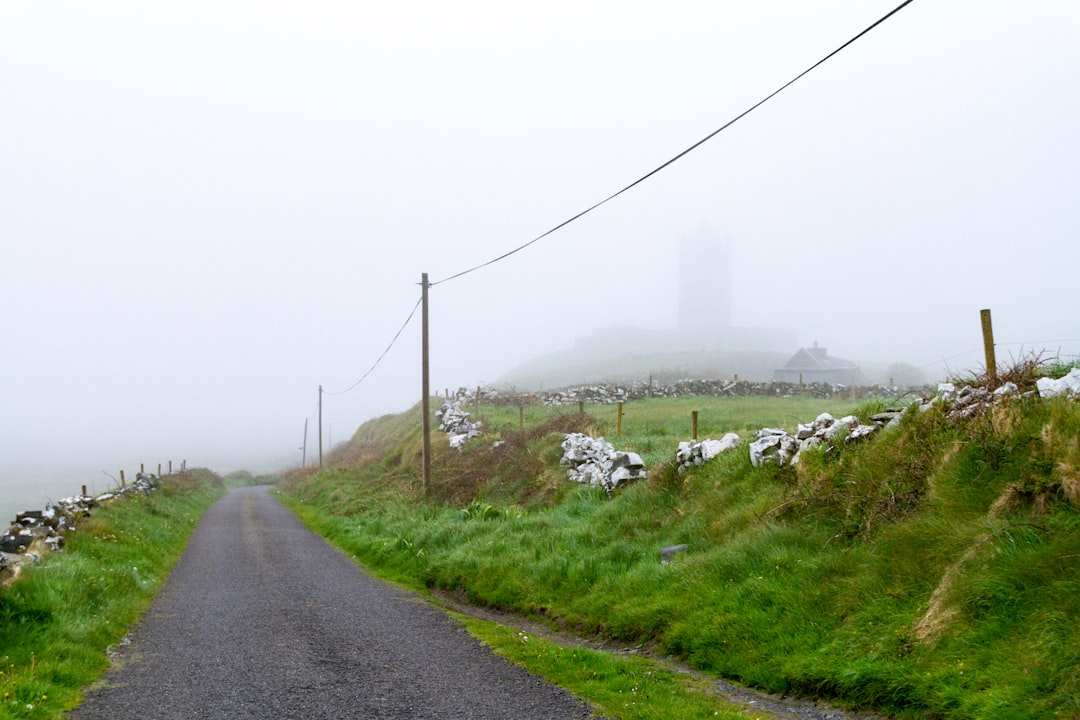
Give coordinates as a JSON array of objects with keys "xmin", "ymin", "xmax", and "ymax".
[
  {"xmin": 451, "ymin": 379, "xmax": 927, "ymax": 409},
  {"xmin": 560, "ymin": 433, "xmax": 647, "ymax": 495},
  {"xmin": 1, "ymin": 472, "xmax": 161, "ymax": 579},
  {"xmin": 436, "ymin": 400, "xmax": 484, "ymax": 449}
]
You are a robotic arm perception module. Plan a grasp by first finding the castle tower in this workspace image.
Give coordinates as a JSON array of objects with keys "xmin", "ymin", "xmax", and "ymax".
[{"xmin": 677, "ymin": 224, "xmax": 732, "ymax": 335}]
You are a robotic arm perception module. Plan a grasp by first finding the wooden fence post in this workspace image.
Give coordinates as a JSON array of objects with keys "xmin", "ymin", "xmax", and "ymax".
[
  {"xmin": 692, "ymin": 411, "xmax": 699, "ymax": 440},
  {"xmin": 617, "ymin": 402, "xmax": 624, "ymax": 436},
  {"xmin": 981, "ymin": 308, "xmax": 997, "ymax": 380},
  {"xmin": 120, "ymin": 470, "xmax": 126, "ymax": 488}
]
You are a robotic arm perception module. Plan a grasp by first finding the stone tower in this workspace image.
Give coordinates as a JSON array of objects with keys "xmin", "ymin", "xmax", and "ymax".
[{"xmin": 677, "ymin": 224, "xmax": 732, "ymax": 335}]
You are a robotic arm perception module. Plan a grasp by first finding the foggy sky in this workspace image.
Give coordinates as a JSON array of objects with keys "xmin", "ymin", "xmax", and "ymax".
[{"xmin": 2, "ymin": 1, "xmax": 1079, "ymax": 499}]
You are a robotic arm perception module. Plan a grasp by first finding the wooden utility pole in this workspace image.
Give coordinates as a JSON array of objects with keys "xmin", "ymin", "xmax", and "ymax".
[
  {"xmin": 980, "ymin": 308, "xmax": 997, "ymax": 380},
  {"xmin": 421, "ymin": 273, "xmax": 431, "ymax": 496},
  {"xmin": 318, "ymin": 385, "xmax": 324, "ymax": 469}
]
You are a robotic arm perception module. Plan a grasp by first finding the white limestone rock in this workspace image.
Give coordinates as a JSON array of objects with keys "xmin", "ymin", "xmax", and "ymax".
[{"xmin": 1037, "ymin": 368, "xmax": 1080, "ymax": 398}]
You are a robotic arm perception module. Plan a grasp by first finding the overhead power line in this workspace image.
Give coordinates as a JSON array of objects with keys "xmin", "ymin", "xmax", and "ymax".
[
  {"xmin": 995, "ymin": 339, "xmax": 1080, "ymax": 349},
  {"xmin": 431, "ymin": 0, "xmax": 916, "ymax": 287},
  {"xmin": 325, "ymin": 294, "xmax": 424, "ymax": 396},
  {"xmin": 314, "ymin": 0, "xmax": 918, "ymax": 414}
]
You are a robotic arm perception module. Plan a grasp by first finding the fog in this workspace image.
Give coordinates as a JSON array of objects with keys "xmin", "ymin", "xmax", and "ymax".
[{"xmin": 2, "ymin": 1, "xmax": 1078, "ymax": 516}]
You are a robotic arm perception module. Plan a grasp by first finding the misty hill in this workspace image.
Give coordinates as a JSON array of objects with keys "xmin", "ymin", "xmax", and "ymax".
[
  {"xmin": 496, "ymin": 321, "xmax": 799, "ymax": 390},
  {"xmin": 496, "ymin": 326, "xmax": 930, "ymax": 390},
  {"xmin": 497, "ymin": 345, "xmax": 788, "ymax": 390}
]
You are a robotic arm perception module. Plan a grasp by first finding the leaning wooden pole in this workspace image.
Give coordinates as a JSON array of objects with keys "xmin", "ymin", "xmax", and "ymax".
[
  {"xmin": 980, "ymin": 308, "xmax": 997, "ymax": 381},
  {"xmin": 421, "ymin": 272, "xmax": 432, "ymax": 496}
]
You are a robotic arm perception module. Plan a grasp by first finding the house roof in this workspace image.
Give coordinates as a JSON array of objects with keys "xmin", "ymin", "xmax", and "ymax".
[{"xmin": 781, "ymin": 343, "xmax": 858, "ymax": 371}]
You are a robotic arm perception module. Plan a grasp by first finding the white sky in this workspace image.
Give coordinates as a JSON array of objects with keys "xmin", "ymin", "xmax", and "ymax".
[{"xmin": 2, "ymin": 1, "xmax": 1079, "ymax": 504}]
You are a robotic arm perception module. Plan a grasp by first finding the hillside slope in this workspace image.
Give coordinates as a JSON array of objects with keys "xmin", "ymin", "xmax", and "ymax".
[{"xmin": 283, "ymin": 379, "xmax": 1080, "ymax": 719}]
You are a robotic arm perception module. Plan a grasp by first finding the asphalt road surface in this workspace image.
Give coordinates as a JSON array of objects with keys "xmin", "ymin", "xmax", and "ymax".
[{"xmin": 70, "ymin": 486, "xmax": 595, "ymax": 719}]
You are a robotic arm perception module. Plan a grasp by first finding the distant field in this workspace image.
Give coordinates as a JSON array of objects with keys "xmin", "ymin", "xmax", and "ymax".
[{"xmin": 472, "ymin": 394, "xmax": 869, "ymax": 467}]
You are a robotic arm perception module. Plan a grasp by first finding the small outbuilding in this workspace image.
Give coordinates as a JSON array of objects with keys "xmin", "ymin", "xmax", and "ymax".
[{"xmin": 774, "ymin": 342, "xmax": 868, "ymax": 386}]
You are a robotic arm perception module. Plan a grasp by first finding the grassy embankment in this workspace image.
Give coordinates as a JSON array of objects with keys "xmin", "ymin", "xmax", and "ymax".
[
  {"xmin": 0, "ymin": 470, "xmax": 229, "ymax": 719},
  {"xmin": 281, "ymin": 376, "xmax": 1080, "ymax": 720}
]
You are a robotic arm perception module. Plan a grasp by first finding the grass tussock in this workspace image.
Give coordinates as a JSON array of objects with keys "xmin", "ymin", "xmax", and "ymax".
[{"xmin": 281, "ymin": 379, "xmax": 1080, "ymax": 719}]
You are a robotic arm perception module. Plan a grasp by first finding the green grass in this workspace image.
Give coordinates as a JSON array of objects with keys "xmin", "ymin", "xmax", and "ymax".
[
  {"xmin": 460, "ymin": 616, "xmax": 764, "ymax": 719},
  {"xmin": 473, "ymin": 395, "xmax": 865, "ymax": 468},
  {"xmin": 282, "ymin": 392, "xmax": 1080, "ymax": 719},
  {"xmin": 0, "ymin": 471, "xmax": 224, "ymax": 719}
]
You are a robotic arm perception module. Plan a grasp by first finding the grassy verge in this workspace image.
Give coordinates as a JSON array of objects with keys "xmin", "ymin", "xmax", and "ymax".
[
  {"xmin": 460, "ymin": 616, "xmax": 761, "ymax": 720},
  {"xmin": 0, "ymin": 470, "xmax": 225, "ymax": 719},
  {"xmin": 283, "ymin": 391, "xmax": 1080, "ymax": 719}
]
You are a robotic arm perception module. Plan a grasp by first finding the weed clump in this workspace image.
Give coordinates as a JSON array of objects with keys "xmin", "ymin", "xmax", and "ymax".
[{"xmin": 768, "ymin": 403, "xmax": 941, "ymax": 538}]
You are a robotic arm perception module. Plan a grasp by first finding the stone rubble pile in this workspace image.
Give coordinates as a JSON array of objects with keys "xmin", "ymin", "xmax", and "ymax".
[
  {"xmin": 749, "ymin": 412, "xmax": 891, "ymax": 468},
  {"xmin": 931, "ymin": 382, "xmax": 1021, "ymax": 421},
  {"xmin": 561, "ymin": 433, "xmax": 647, "ymax": 494},
  {"xmin": 675, "ymin": 433, "xmax": 742, "ymax": 473},
  {"xmin": 436, "ymin": 401, "xmax": 483, "ymax": 450},
  {"xmin": 92, "ymin": 471, "xmax": 161, "ymax": 503},
  {"xmin": 1037, "ymin": 368, "xmax": 1080, "ymax": 398},
  {"xmin": 1, "ymin": 473, "xmax": 162, "ymax": 575}
]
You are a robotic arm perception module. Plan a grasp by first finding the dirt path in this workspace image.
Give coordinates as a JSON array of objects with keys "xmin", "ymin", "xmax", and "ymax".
[{"xmin": 68, "ymin": 486, "xmax": 594, "ymax": 719}]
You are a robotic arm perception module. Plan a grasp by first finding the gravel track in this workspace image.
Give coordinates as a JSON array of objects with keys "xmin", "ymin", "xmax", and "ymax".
[{"xmin": 69, "ymin": 486, "xmax": 595, "ymax": 719}]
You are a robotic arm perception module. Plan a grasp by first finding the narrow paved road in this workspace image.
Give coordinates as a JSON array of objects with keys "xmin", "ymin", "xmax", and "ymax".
[{"xmin": 70, "ymin": 486, "xmax": 595, "ymax": 719}]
